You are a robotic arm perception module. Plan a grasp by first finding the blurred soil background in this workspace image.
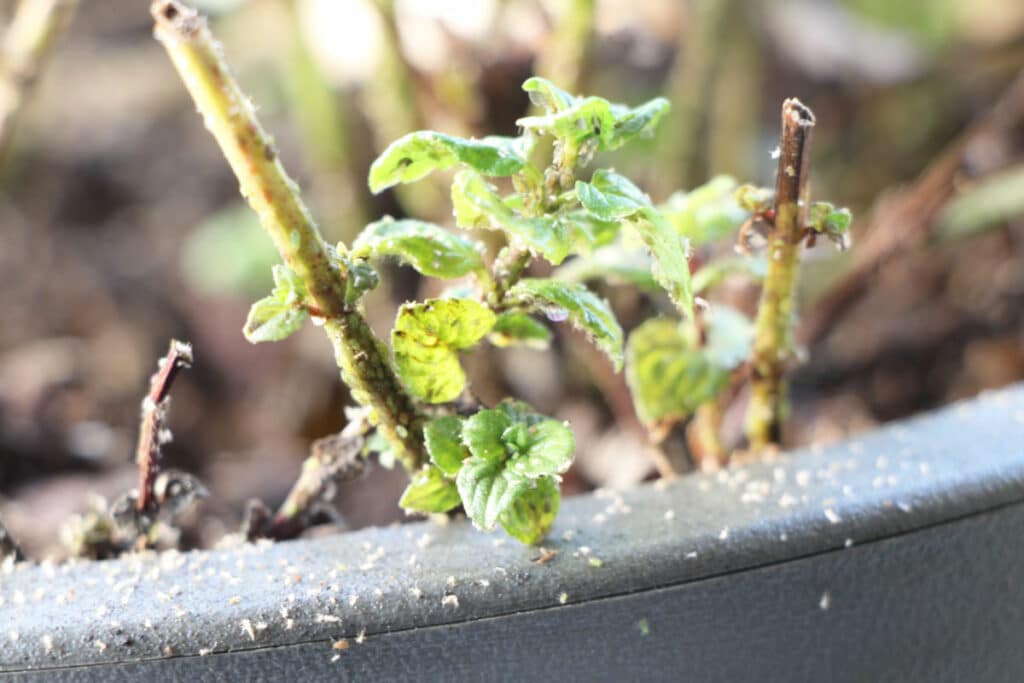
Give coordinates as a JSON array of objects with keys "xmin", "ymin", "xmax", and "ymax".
[{"xmin": 2, "ymin": 0, "xmax": 1024, "ymax": 559}]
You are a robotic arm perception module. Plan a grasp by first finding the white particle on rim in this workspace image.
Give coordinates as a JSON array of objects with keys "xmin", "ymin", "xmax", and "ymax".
[
  {"xmin": 824, "ymin": 508, "xmax": 841, "ymax": 524},
  {"xmin": 240, "ymin": 619, "xmax": 256, "ymax": 641},
  {"xmin": 819, "ymin": 592, "xmax": 831, "ymax": 610},
  {"xmin": 441, "ymin": 594, "xmax": 460, "ymax": 609}
]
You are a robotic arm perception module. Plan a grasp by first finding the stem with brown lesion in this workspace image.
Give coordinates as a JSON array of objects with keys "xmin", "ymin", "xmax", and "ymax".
[
  {"xmin": 0, "ymin": 0, "xmax": 78, "ymax": 157},
  {"xmin": 151, "ymin": 1, "xmax": 427, "ymax": 473},
  {"xmin": 135, "ymin": 339, "xmax": 193, "ymax": 512},
  {"xmin": 744, "ymin": 98, "xmax": 815, "ymax": 451}
]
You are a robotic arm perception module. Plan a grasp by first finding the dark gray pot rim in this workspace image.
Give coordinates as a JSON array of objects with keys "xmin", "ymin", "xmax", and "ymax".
[{"xmin": 3, "ymin": 384, "xmax": 1024, "ymax": 680}]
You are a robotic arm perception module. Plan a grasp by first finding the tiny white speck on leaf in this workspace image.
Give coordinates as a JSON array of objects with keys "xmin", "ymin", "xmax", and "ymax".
[
  {"xmin": 819, "ymin": 592, "xmax": 831, "ymax": 610},
  {"xmin": 441, "ymin": 594, "xmax": 459, "ymax": 609}
]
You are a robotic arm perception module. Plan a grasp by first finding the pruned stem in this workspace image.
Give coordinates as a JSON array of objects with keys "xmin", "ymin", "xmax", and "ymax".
[
  {"xmin": 151, "ymin": 1, "xmax": 427, "ymax": 472},
  {"xmin": 0, "ymin": 0, "xmax": 78, "ymax": 156},
  {"xmin": 744, "ymin": 98, "xmax": 815, "ymax": 451},
  {"xmin": 135, "ymin": 339, "xmax": 193, "ymax": 512}
]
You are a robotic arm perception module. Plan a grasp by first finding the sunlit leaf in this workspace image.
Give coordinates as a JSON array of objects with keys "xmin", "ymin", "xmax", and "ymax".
[
  {"xmin": 691, "ymin": 256, "xmax": 767, "ymax": 294},
  {"xmin": 456, "ymin": 402, "xmax": 574, "ymax": 532},
  {"xmin": 243, "ymin": 264, "xmax": 309, "ymax": 343},
  {"xmin": 554, "ymin": 247, "xmax": 657, "ymax": 291},
  {"xmin": 575, "ymin": 170, "xmax": 694, "ymax": 319},
  {"xmin": 424, "ymin": 416, "xmax": 468, "ymax": 476},
  {"xmin": 506, "ymin": 278, "xmax": 624, "ymax": 370},
  {"xmin": 451, "ymin": 170, "xmax": 572, "ymax": 264},
  {"xmin": 488, "ymin": 312, "xmax": 552, "ymax": 349},
  {"xmin": 353, "ymin": 217, "xmax": 485, "ymax": 279},
  {"xmin": 399, "ymin": 465, "xmax": 461, "ymax": 514},
  {"xmin": 575, "ymin": 169, "xmax": 651, "ymax": 220},
  {"xmin": 456, "ymin": 456, "xmax": 529, "ymax": 531},
  {"xmin": 808, "ymin": 201, "xmax": 853, "ymax": 249},
  {"xmin": 662, "ymin": 176, "xmax": 749, "ymax": 246},
  {"xmin": 625, "ymin": 307, "xmax": 752, "ymax": 426},
  {"xmin": 369, "ymin": 131, "xmax": 528, "ymax": 193},
  {"xmin": 499, "ymin": 476, "xmax": 560, "ymax": 545},
  {"xmin": 517, "ymin": 81, "xmax": 669, "ymax": 152},
  {"xmin": 522, "ymin": 77, "xmax": 575, "ymax": 112},
  {"xmin": 392, "ymin": 298, "xmax": 497, "ymax": 403}
]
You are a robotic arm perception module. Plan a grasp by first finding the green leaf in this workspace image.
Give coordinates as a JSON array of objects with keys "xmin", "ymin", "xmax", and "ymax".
[
  {"xmin": 424, "ymin": 416, "xmax": 468, "ymax": 476},
  {"xmin": 456, "ymin": 456, "xmax": 529, "ymax": 531},
  {"xmin": 808, "ymin": 202, "xmax": 853, "ymax": 249},
  {"xmin": 343, "ymin": 258, "xmax": 380, "ymax": 306},
  {"xmin": 691, "ymin": 256, "xmax": 767, "ymax": 294},
  {"xmin": 522, "ymin": 77, "xmax": 575, "ymax": 112},
  {"xmin": 575, "ymin": 170, "xmax": 694, "ymax": 319},
  {"xmin": 503, "ymin": 420, "xmax": 574, "ymax": 478},
  {"xmin": 625, "ymin": 307, "xmax": 752, "ymax": 426},
  {"xmin": 456, "ymin": 403, "xmax": 574, "ymax": 533},
  {"xmin": 662, "ymin": 176, "xmax": 749, "ymax": 246},
  {"xmin": 554, "ymin": 247, "xmax": 658, "ymax": 291},
  {"xmin": 633, "ymin": 211, "xmax": 695, "ymax": 322},
  {"xmin": 575, "ymin": 169, "xmax": 651, "ymax": 220},
  {"xmin": 362, "ymin": 430, "xmax": 396, "ymax": 469},
  {"xmin": 563, "ymin": 209, "xmax": 621, "ymax": 252},
  {"xmin": 462, "ymin": 408, "xmax": 512, "ymax": 463},
  {"xmin": 734, "ymin": 183, "xmax": 774, "ymax": 214},
  {"xmin": 392, "ymin": 298, "xmax": 497, "ymax": 403},
  {"xmin": 451, "ymin": 170, "xmax": 572, "ymax": 264},
  {"xmin": 399, "ymin": 466, "xmax": 461, "ymax": 514},
  {"xmin": 353, "ymin": 217, "xmax": 485, "ymax": 279},
  {"xmin": 516, "ymin": 83, "xmax": 669, "ymax": 152},
  {"xmin": 499, "ymin": 477, "xmax": 560, "ymax": 545},
  {"xmin": 243, "ymin": 264, "xmax": 309, "ymax": 343},
  {"xmin": 488, "ymin": 312, "xmax": 552, "ymax": 349},
  {"xmin": 506, "ymin": 278, "xmax": 624, "ymax": 371},
  {"xmin": 369, "ymin": 131, "xmax": 527, "ymax": 193}
]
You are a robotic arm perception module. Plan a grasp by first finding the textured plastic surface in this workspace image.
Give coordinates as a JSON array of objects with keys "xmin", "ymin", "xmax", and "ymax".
[{"xmin": 3, "ymin": 385, "xmax": 1024, "ymax": 681}]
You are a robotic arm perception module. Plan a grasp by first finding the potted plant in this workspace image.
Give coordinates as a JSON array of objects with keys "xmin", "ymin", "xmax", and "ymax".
[{"xmin": 3, "ymin": 2, "xmax": 1024, "ymax": 680}]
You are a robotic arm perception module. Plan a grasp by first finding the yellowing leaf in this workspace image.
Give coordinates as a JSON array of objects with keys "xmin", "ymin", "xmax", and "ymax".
[
  {"xmin": 392, "ymin": 298, "xmax": 496, "ymax": 403},
  {"xmin": 399, "ymin": 465, "xmax": 461, "ymax": 514},
  {"xmin": 499, "ymin": 477, "xmax": 560, "ymax": 545}
]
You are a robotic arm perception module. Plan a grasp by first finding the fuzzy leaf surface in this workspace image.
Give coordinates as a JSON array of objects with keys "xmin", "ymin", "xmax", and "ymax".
[
  {"xmin": 392, "ymin": 298, "xmax": 496, "ymax": 403},
  {"xmin": 517, "ymin": 80, "xmax": 669, "ymax": 151},
  {"xmin": 399, "ymin": 465, "xmax": 461, "ymax": 514},
  {"xmin": 451, "ymin": 170, "xmax": 572, "ymax": 264},
  {"xmin": 488, "ymin": 313, "xmax": 552, "ymax": 349},
  {"xmin": 353, "ymin": 218, "xmax": 485, "ymax": 279},
  {"xmin": 661, "ymin": 176, "xmax": 749, "ymax": 246},
  {"xmin": 625, "ymin": 307, "xmax": 752, "ymax": 426},
  {"xmin": 507, "ymin": 278, "xmax": 624, "ymax": 370},
  {"xmin": 369, "ymin": 131, "xmax": 527, "ymax": 192},
  {"xmin": 499, "ymin": 476, "xmax": 560, "ymax": 545},
  {"xmin": 243, "ymin": 264, "xmax": 309, "ymax": 343},
  {"xmin": 424, "ymin": 416, "xmax": 468, "ymax": 476}
]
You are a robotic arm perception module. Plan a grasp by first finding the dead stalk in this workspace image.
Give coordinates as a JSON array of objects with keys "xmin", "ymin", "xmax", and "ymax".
[
  {"xmin": 744, "ymin": 98, "xmax": 815, "ymax": 451},
  {"xmin": 135, "ymin": 340, "xmax": 193, "ymax": 512}
]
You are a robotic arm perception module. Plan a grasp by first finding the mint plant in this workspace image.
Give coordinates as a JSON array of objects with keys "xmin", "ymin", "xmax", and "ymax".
[
  {"xmin": 561, "ymin": 100, "xmax": 850, "ymax": 465},
  {"xmin": 152, "ymin": 1, "xmax": 849, "ymax": 545},
  {"xmin": 151, "ymin": 0, "xmax": 670, "ymax": 544}
]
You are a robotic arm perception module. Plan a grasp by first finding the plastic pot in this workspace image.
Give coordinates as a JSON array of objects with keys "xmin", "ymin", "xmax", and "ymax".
[{"xmin": 3, "ymin": 385, "xmax": 1024, "ymax": 681}]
